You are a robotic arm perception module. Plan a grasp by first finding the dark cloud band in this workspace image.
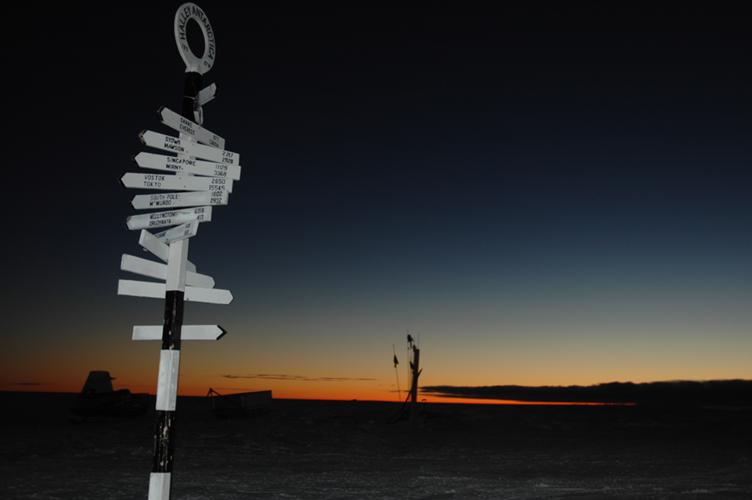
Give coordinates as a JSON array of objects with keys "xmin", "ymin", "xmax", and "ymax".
[
  {"xmin": 422, "ymin": 380, "xmax": 752, "ymax": 404},
  {"xmin": 221, "ymin": 374, "xmax": 376, "ymax": 382}
]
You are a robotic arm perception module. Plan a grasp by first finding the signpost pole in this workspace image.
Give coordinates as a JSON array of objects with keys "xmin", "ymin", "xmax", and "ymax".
[
  {"xmin": 147, "ymin": 9, "xmax": 209, "ymax": 497},
  {"xmin": 118, "ymin": 4, "xmax": 231, "ymax": 497},
  {"xmin": 148, "ymin": 67, "xmax": 201, "ymax": 500},
  {"xmin": 149, "ymin": 242, "xmax": 186, "ymax": 499}
]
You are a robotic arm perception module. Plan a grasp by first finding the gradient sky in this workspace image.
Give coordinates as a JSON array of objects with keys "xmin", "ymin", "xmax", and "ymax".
[{"xmin": 3, "ymin": 5, "xmax": 752, "ymax": 400}]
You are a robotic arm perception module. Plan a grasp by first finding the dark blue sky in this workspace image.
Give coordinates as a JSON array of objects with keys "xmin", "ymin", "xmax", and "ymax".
[{"xmin": 3, "ymin": 5, "xmax": 751, "ymax": 397}]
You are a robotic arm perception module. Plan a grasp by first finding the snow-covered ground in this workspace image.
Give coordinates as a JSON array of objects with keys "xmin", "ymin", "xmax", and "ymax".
[{"xmin": 1, "ymin": 393, "xmax": 750, "ymax": 499}]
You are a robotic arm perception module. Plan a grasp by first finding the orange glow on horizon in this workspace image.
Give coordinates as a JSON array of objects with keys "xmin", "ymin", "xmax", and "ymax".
[
  {"xmin": 417, "ymin": 396, "xmax": 633, "ymax": 406},
  {"xmin": 0, "ymin": 384, "xmax": 633, "ymax": 407}
]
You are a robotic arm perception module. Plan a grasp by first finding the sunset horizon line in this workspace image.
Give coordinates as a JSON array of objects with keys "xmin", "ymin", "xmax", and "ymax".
[{"xmin": 4, "ymin": 377, "xmax": 749, "ymax": 407}]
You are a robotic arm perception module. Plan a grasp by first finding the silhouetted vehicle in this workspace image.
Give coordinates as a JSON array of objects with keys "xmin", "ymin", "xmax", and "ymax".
[
  {"xmin": 207, "ymin": 388, "xmax": 272, "ymax": 418},
  {"xmin": 71, "ymin": 371, "xmax": 149, "ymax": 419}
]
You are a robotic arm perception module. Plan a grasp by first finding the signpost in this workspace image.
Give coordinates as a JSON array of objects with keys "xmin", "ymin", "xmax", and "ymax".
[
  {"xmin": 140, "ymin": 130, "xmax": 240, "ymax": 165},
  {"xmin": 120, "ymin": 253, "xmax": 214, "ymax": 287},
  {"xmin": 117, "ymin": 279, "xmax": 233, "ymax": 304},
  {"xmin": 134, "ymin": 152, "xmax": 241, "ymax": 180},
  {"xmin": 153, "ymin": 221, "xmax": 201, "ymax": 243},
  {"xmin": 125, "ymin": 206, "xmax": 212, "ymax": 230},
  {"xmin": 117, "ymin": 5, "xmax": 239, "ymax": 499},
  {"xmin": 131, "ymin": 191, "xmax": 228, "ymax": 210},
  {"xmin": 159, "ymin": 107, "xmax": 225, "ymax": 148},
  {"xmin": 121, "ymin": 172, "xmax": 232, "ymax": 192},
  {"xmin": 133, "ymin": 325, "xmax": 226, "ymax": 341},
  {"xmin": 197, "ymin": 83, "xmax": 216, "ymax": 106},
  {"xmin": 138, "ymin": 229, "xmax": 197, "ymax": 272}
]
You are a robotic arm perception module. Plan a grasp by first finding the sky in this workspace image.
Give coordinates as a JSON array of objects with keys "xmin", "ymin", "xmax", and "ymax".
[{"xmin": 2, "ymin": 5, "xmax": 752, "ymax": 401}]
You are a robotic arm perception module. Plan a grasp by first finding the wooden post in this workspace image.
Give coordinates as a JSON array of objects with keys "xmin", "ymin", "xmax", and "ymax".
[
  {"xmin": 409, "ymin": 341, "xmax": 421, "ymax": 420},
  {"xmin": 411, "ymin": 348, "xmax": 420, "ymax": 397}
]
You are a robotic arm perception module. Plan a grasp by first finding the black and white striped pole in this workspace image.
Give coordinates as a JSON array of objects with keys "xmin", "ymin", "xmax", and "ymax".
[{"xmin": 117, "ymin": 4, "xmax": 240, "ymax": 499}]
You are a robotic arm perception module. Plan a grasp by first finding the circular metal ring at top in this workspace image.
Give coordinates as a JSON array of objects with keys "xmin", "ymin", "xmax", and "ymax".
[{"xmin": 174, "ymin": 3, "xmax": 216, "ymax": 74}]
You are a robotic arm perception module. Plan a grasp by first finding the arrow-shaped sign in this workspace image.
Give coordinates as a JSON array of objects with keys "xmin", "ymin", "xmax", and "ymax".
[
  {"xmin": 134, "ymin": 152, "xmax": 241, "ymax": 180},
  {"xmin": 154, "ymin": 221, "xmax": 199, "ymax": 243},
  {"xmin": 132, "ymin": 325, "xmax": 226, "ymax": 341},
  {"xmin": 121, "ymin": 172, "xmax": 221, "ymax": 192},
  {"xmin": 131, "ymin": 190, "xmax": 228, "ymax": 210},
  {"xmin": 197, "ymin": 83, "xmax": 216, "ymax": 106},
  {"xmin": 140, "ymin": 130, "xmax": 240, "ymax": 165},
  {"xmin": 184, "ymin": 286, "xmax": 233, "ymax": 304},
  {"xmin": 138, "ymin": 230, "xmax": 197, "ymax": 272},
  {"xmin": 159, "ymin": 107, "xmax": 225, "ymax": 149},
  {"xmin": 118, "ymin": 279, "xmax": 233, "ymax": 304},
  {"xmin": 126, "ymin": 206, "xmax": 211, "ymax": 230},
  {"xmin": 121, "ymin": 253, "xmax": 214, "ymax": 288}
]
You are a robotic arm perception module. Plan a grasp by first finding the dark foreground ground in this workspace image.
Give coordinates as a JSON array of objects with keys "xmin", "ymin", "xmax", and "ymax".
[{"xmin": 1, "ymin": 392, "xmax": 750, "ymax": 499}]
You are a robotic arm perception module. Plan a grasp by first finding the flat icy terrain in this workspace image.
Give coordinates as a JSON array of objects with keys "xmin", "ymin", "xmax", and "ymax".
[{"xmin": 1, "ymin": 392, "xmax": 750, "ymax": 499}]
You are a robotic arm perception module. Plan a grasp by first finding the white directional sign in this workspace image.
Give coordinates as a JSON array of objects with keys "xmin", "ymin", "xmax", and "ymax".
[
  {"xmin": 118, "ymin": 279, "xmax": 233, "ymax": 304},
  {"xmin": 198, "ymin": 84, "xmax": 216, "ymax": 106},
  {"xmin": 138, "ymin": 230, "xmax": 197, "ymax": 272},
  {"xmin": 118, "ymin": 279, "xmax": 165, "ymax": 299},
  {"xmin": 121, "ymin": 172, "xmax": 222, "ymax": 192},
  {"xmin": 185, "ymin": 286, "xmax": 233, "ymax": 304},
  {"xmin": 140, "ymin": 130, "xmax": 240, "ymax": 165},
  {"xmin": 134, "ymin": 152, "xmax": 241, "ymax": 180},
  {"xmin": 185, "ymin": 286, "xmax": 232, "ymax": 304},
  {"xmin": 159, "ymin": 107, "xmax": 225, "ymax": 149},
  {"xmin": 154, "ymin": 221, "xmax": 199, "ymax": 243},
  {"xmin": 121, "ymin": 254, "xmax": 166, "ymax": 282},
  {"xmin": 126, "ymin": 206, "xmax": 212, "ymax": 230},
  {"xmin": 132, "ymin": 325, "xmax": 226, "ymax": 341},
  {"xmin": 131, "ymin": 190, "xmax": 228, "ymax": 210},
  {"xmin": 121, "ymin": 253, "xmax": 214, "ymax": 287}
]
